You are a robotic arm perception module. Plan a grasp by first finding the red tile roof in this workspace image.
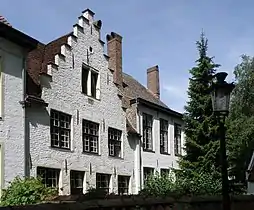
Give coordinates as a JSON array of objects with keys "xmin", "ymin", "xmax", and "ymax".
[{"xmin": 26, "ymin": 33, "xmax": 70, "ymax": 96}]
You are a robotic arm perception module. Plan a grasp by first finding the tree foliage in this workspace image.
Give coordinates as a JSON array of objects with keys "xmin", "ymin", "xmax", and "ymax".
[
  {"xmin": 179, "ymin": 32, "xmax": 220, "ymax": 179},
  {"xmin": 1, "ymin": 177, "xmax": 57, "ymax": 206},
  {"xmin": 227, "ymin": 55, "xmax": 254, "ymax": 186}
]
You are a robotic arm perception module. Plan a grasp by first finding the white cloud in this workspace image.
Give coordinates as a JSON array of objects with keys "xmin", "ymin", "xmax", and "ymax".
[{"xmin": 163, "ymin": 84, "xmax": 187, "ymax": 100}]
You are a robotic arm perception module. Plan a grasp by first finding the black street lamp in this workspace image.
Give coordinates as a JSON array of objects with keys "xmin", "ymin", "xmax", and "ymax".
[{"xmin": 211, "ymin": 72, "xmax": 235, "ymax": 210}]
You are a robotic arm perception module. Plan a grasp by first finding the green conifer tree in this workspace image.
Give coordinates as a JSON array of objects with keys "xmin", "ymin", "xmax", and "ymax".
[{"xmin": 179, "ymin": 32, "xmax": 220, "ymax": 178}]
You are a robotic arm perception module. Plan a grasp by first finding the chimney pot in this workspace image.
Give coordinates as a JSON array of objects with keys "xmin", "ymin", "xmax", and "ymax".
[{"xmin": 147, "ymin": 65, "xmax": 160, "ymax": 98}]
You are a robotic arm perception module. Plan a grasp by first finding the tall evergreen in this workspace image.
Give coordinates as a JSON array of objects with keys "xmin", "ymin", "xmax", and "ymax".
[{"xmin": 179, "ymin": 33, "xmax": 220, "ymax": 177}]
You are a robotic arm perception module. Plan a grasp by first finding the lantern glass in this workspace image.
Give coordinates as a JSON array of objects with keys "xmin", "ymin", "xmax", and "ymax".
[{"xmin": 211, "ymin": 85, "xmax": 231, "ymax": 115}]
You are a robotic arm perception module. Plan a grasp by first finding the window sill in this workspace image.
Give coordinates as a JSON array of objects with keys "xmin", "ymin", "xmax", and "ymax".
[
  {"xmin": 81, "ymin": 92, "xmax": 101, "ymax": 101},
  {"xmin": 82, "ymin": 151, "xmax": 101, "ymax": 156},
  {"xmin": 175, "ymin": 153, "xmax": 182, "ymax": 157},
  {"xmin": 50, "ymin": 146, "xmax": 73, "ymax": 153},
  {"xmin": 160, "ymin": 152, "xmax": 171, "ymax": 156},
  {"xmin": 108, "ymin": 155, "xmax": 124, "ymax": 160},
  {"xmin": 143, "ymin": 149, "xmax": 155, "ymax": 153}
]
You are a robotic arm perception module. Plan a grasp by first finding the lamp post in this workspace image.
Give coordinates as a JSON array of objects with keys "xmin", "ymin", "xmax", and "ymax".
[{"xmin": 210, "ymin": 72, "xmax": 235, "ymax": 210}]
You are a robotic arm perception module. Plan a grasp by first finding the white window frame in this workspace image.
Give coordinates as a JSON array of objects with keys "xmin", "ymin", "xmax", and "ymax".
[{"xmin": 82, "ymin": 64, "xmax": 100, "ymax": 99}]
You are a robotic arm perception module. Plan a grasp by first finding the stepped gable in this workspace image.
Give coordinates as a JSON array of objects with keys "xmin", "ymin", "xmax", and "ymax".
[
  {"xmin": 0, "ymin": 15, "xmax": 12, "ymax": 27},
  {"xmin": 26, "ymin": 9, "xmax": 101, "ymax": 97}
]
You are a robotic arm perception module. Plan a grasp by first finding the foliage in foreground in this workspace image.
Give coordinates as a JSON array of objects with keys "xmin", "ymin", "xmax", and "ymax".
[
  {"xmin": 227, "ymin": 55, "xmax": 254, "ymax": 186},
  {"xmin": 140, "ymin": 171, "xmax": 222, "ymax": 197},
  {"xmin": 1, "ymin": 177, "xmax": 57, "ymax": 206}
]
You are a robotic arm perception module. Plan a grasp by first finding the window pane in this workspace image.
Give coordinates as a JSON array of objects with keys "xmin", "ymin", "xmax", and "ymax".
[
  {"xmin": 82, "ymin": 120, "xmax": 99, "ymax": 153},
  {"xmin": 70, "ymin": 170, "xmax": 84, "ymax": 195},
  {"xmin": 37, "ymin": 167, "xmax": 60, "ymax": 188},
  {"xmin": 118, "ymin": 176, "xmax": 130, "ymax": 195},
  {"xmin": 91, "ymin": 71, "xmax": 98, "ymax": 98},
  {"xmin": 50, "ymin": 110, "xmax": 71, "ymax": 149},
  {"xmin": 108, "ymin": 128, "xmax": 122, "ymax": 157},
  {"xmin": 143, "ymin": 113, "xmax": 153, "ymax": 150},
  {"xmin": 82, "ymin": 66, "xmax": 89, "ymax": 94},
  {"xmin": 174, "ymin": 123, "xmax": 182, "ymax": 155},
  {"xmin": 96, "ymin": 173, "xmax": 110, "ymax": 193}
]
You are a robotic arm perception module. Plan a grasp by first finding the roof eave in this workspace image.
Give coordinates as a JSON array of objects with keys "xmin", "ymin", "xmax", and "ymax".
[
  {"xmin": 0, "ymin": 22, "xmax": 39, "ymax": 51},
  {"xmin": 131, "ymin": 97, "xmax": 183, "ymax": 118}
]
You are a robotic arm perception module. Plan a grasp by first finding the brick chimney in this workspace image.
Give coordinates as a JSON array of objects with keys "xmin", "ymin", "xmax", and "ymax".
[
  {"xmin": 106, "ymin": 32, "xmax": 122, "ymax": 86},
  {"xmin": 147, "ymin": 65, "xmax": 160, "ymax": 99}
]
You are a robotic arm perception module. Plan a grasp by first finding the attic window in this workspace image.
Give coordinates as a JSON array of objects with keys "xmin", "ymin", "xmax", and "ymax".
[{"xmin": 81, "ymin": 64, "xmax": 100, "ymax": 99}]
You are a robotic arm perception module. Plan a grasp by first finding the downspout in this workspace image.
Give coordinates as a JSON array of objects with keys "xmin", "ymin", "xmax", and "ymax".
[
  {"xmin": 22, "ymin": 56, "xmax": 29, "ymax": 177},
  {"xmin": 137, "ymin": 99, "xmax": 142, "ymax": 191}
]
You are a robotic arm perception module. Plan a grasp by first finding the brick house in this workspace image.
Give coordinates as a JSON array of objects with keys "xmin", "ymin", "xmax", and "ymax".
[
  {"xmin": 0, "ymin": 16, "xmax": 39, "ymax": 195},
  {"xmin": 0, "ymin": 9, "xmax": 184, "ymax": 195}
]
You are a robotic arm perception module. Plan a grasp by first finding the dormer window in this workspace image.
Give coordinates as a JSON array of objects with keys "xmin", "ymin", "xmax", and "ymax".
[{"xmin": 82, "ymin": 64, "xmax": 99, "ymax": 99}]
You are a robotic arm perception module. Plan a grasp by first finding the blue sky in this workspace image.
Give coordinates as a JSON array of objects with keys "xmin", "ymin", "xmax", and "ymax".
[{"xmin": 1, "ymin": 0, "xmax": 253, "ymax": 112}]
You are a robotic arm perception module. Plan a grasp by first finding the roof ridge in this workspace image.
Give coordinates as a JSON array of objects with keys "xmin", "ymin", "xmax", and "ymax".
[
  {"xmin": 46, "ymin": 32, "xmax": 72, "ymax": 45},
  {"xmin": 122, "ymin": 71, "xmax": 169, "ymax": 109}
]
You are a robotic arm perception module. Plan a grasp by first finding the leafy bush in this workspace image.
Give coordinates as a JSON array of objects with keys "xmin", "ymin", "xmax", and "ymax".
[
  {"xmin": 140, "ymin": 170, "xmax": 222, "ymax": 197},
  {"xmin": 1, "ymin": 177, "xmax": 57, "ymax": 206}
]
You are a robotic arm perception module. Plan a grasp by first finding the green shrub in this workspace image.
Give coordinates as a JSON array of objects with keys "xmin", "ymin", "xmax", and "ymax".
[
  {"xmin": 1, "ymin": 177, "xmax": 57, "ymax": 206},
  {"xmin": 140, "ymin": 170, "xmax": 222, "ymax": 197}
]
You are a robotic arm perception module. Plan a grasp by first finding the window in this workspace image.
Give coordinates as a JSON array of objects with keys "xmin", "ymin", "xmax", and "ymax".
[
  {"xmin": 143, "ymin": 167, "xmax": 154, "ymax": 185},
  {"xmin": 143, "ymin": 113, "xmax": 153, "ymax": 151},
  {"xmin": 160, "ymin": 119, "xmax": 168, "ymax": 154},
  {"xmin": 82, "ymin": 119, "xmax": 99, "ymax": 154},
  {"xmin": 161, "ymin": 168, "xmax": 170, "ymax": 176},
  {"xmin": 96, "ymin": 173, "xmax": 110, "ymax": 193},
  {"xmin": 81, "ymin": 64, "xmax": 99, "ymax": 99},
  {"xmin": 91, "ymin": 71, "xmax": 98, "ymax": 98},
  {"xmin": 118, "ymin": 176, "xmax": 130, "ymax": 195},
  {"xmin": 37, "ymin": 167, "xmax": 60, "ymax": 188},
  {"xmin": 82, "ymin": 66, "xmax": 89, "ymax": 94},
  {"xmin": 174, "ymin": 123, "xmax": 182, "ymax": 155},
  {"xmin": 50, "ymin": 110, "xmax": 71, "ymax": 149},
  {"xmin": 70, "ymin": 170, "xmax": 84, "ymax": 195},
  {"xmin": 108, "ymin": 127, "xmax": 122, "ymax": 157}
]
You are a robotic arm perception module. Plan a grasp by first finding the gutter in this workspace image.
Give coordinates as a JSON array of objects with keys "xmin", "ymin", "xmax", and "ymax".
[
  {"xmin": 22, "ymin": 56, "xmax": 30, "ymax": 177},
  {"xmin": 130, "ymin": 98, "xmax": 183, "ymax": 118},
  {"xmin": 136, "ymin": 99, "xmax": 143, "ymax": 191}
]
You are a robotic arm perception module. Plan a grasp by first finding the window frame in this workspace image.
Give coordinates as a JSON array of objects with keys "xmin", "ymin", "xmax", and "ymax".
[
  {"xmin": 81, "ymin": 64, "xmax": 99, "ymax": 99},
  {"xmin": 142, "ymin": 113, "xmax": 153, "ymax": 151},
  {"xmin": 82, "ymin": 119, "xmax": 99, "ymax": 154},
  {"xmin": 37, "ymin": 167, "xmax": 60, "ymax": 188},
  {"xmin": 160, "ymin": 168, "xmax": 170, "ymax": 177},
  {"xmin": 143, "ymin": 167, "xmax": 154, "ymax": 185},
  {"xmin": 91, "ymin": 70, "xmax": 98, "ymax": 98},
  {"xmin": 160, "ymin": 118, "xmax": 169, "ymax": 154},
  {"xmin": 108, "ymin": 127, "xmax": 122, "ymax": 157},
  {"xmin": 81, "ymin": 65, "xmax": 89, "ymax": 95},
  {"xmin": 118, "ymin": 175, "xmax": 130, "ymax": 195},
  {"xmin": 174, "ymin": 123, "xmax": 182, "ymax": 156},
  {"xmin": 70, "ymin": 170, "xmax": 85, "ymax": 195},
  {"xmin": 50, "ymin": 109, "xmax": 71, "ymax": 150},
  {"xmin": 96, "ymin": 173, "xmax": 111, "ymax": 193}
]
